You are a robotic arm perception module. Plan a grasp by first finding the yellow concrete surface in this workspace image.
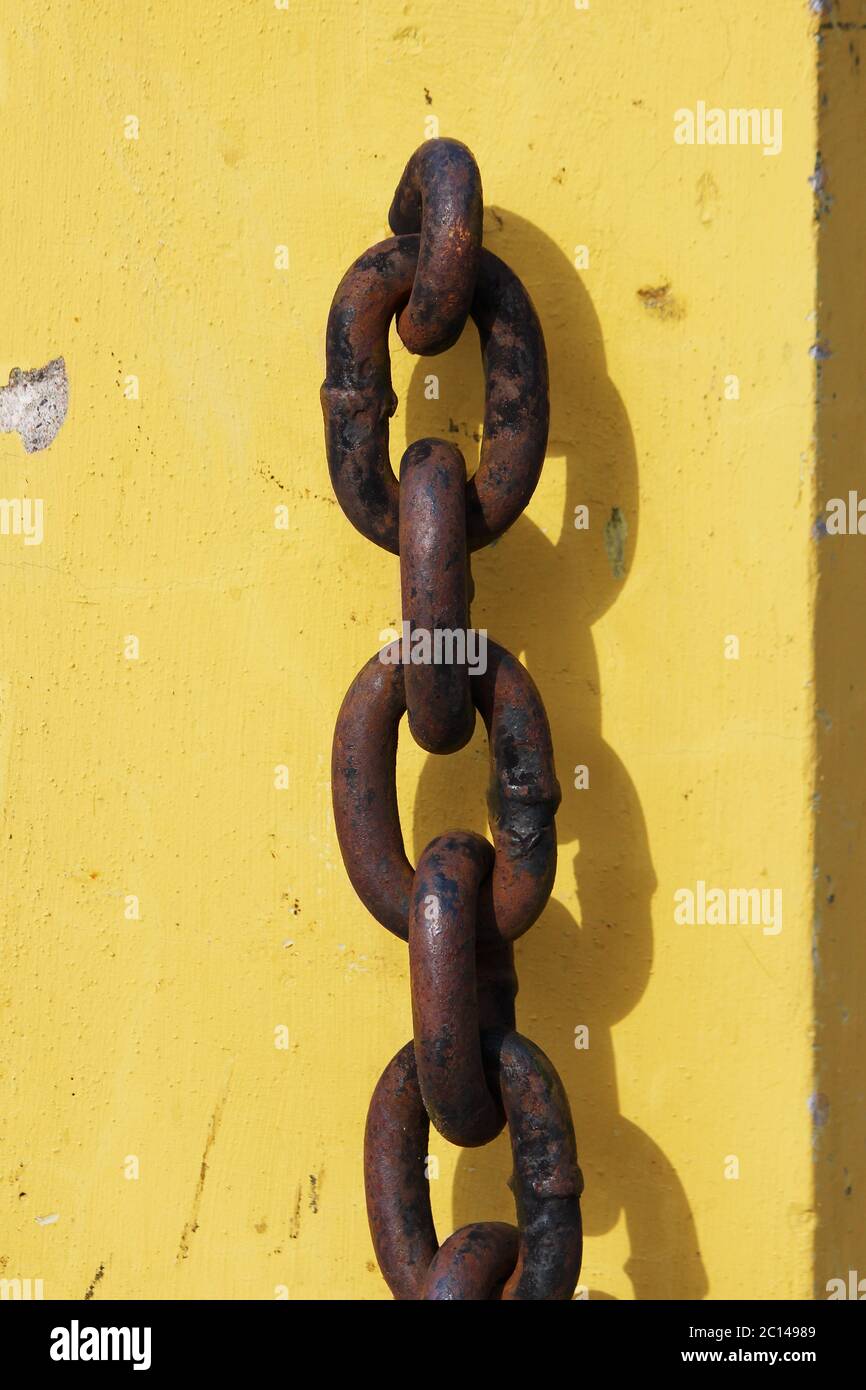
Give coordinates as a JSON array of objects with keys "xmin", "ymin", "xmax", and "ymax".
[{"xmin": 0, "ymin": 0, "xmax": 848, "ymax": 1301}]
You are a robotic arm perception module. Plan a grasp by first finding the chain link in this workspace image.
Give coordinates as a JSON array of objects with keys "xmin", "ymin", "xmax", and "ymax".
[{"xmin": 323, "ymin": 138, "xmax": 583, "ymax": 1301}]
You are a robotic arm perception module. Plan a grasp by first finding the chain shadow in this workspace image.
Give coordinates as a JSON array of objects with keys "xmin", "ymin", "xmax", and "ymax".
[{"xmin": 400, "ymin": 209, "xmax": 708, "ymax": 1300}]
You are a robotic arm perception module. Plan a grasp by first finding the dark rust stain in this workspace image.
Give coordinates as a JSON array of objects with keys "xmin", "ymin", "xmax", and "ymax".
[{"xmin": 637, "ymin": 281, "xmax": 685, "ymax": 320}]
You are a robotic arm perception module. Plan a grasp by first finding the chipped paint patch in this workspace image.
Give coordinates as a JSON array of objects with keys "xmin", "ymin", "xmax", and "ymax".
[
  {"xmin": 695, "ymin": 171, "xmax": 719, "ymax": 224},
  {"xmin": 0, "ymin": 358, "xmax": 68, "ymax": 452},
  {"xmin": 35, "ymin": 1212, "xmax": 59, "ymax": 1226},
  {"xmin": 637, "ymin": 282, "xmax": 685, "ymax": 320},
  {"xmin": 809, "ymin": 153, "xmax": 834, "ymax": 218}
]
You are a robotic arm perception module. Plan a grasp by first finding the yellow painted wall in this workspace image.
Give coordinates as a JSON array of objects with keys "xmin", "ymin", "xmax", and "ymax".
[{"xmin": 0, "ymin": 0, "xmax": 846, "ymax": 1301}]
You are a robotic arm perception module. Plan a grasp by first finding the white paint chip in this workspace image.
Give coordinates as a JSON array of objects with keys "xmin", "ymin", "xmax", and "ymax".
[
  {"xmin": 35, "ymin": 1212, "xmax": 60, "ymax": 1225},
  {"xmin": 0, "ymin": 357, "xmax": 68, "ymax": 452}
]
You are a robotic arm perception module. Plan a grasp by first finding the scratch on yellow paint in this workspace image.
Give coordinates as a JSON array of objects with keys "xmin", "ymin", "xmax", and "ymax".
[{"xmin": 176, "ymin": 1067, "xmax": 233, "ymax": 1263}]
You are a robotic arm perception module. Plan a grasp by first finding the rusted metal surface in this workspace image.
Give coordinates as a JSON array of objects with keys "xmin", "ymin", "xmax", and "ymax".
[
  {"xmin": 467, "ymin": 250, "xmax": 549, "ymax": 549},
  {"xmin": 321, "ymin": 239, "xmax": 549, "ymax": 554},
  {"xmin": 399, "ymin": 438, "xmax": 474, "ymax": 754},
  {"xmin": 331, "ymin": 638, "xmax": 559, "ymax": 943},
  {"xmin": 409, "ymin": 832, "xmax": 510, "ymax": 1146},
  {"xmin": 421, "ymin": 1223, "xmax": 519, "ymax": 1301},
  {"xmin": 326, "ymin": 139, "xmax": 582, "ymax": 1301},
  {"xmin": 330, "ymin": 645, "xmax": 411, "ymax": 941},
  {"xmin": 388, "ymin": 137, "xmax": 482, "ymax": 357},
  {"xmin": 320, "ymin": 236, "xmax": 413, "ymax": 554},
  {"xmin": 363, "ymin": 1042, "xmax": 435, "ymax": 1301},
  {"xmin": 473, "ymin": 640, "xmax": 561, "ymax": 940},
  {"xmin": 364, "ymin": 1030, "xmax": 582, "ymax": 1301},
  {"xmin": 496, "ymin": 1032, "xmax": 584, "ymax": 1300}
]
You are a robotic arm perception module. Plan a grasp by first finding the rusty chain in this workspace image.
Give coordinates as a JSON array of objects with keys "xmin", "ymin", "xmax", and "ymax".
[{"xmin": 322, "ymin": 138, "xmax": 583, "ymax": 1301}]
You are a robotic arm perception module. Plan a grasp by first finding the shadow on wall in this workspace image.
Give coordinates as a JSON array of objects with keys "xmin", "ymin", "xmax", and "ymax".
[
  {"xmin": 813, "ymin": 11, "xmax": 866, "ymax": 1299},
  {"xmin": 402, "ymin": 210, "xmax": 708, "ymax": 1300}
]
